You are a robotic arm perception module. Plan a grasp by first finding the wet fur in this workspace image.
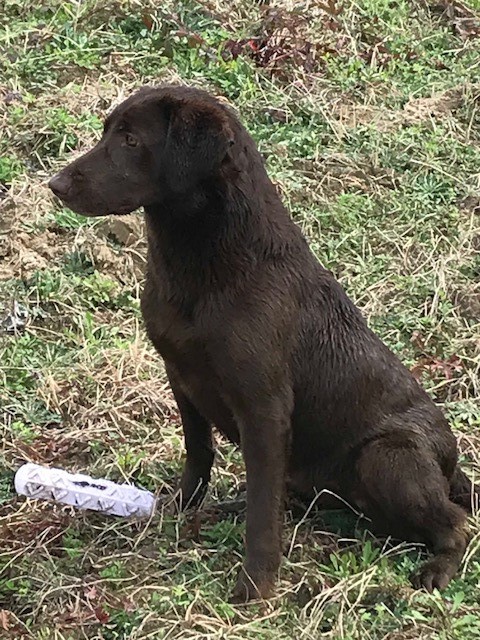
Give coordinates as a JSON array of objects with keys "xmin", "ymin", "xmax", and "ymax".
[{"xmin": 49, "ymin": 85, "xmax": 479, "ymax": 602}]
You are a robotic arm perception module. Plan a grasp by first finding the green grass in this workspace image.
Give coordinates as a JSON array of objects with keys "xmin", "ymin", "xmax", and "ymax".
[{"xmin": 1, "ymin": 0, "xmax": 480, "ymax": 638}]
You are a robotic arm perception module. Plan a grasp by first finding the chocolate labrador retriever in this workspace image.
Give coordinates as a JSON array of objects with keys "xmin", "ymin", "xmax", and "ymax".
[{"xmin": 49, "ymin": 85, "xmax": 478, "ymax": 602}]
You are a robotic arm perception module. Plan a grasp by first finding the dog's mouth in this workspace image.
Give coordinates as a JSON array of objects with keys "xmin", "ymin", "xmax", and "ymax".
[
  {"xmin": 85, "ymin": 205, "xmax": 137, "ymax": 217},
  {"xmin": 52, "ymin": 195, "xmax": 137, "ymax": 218},
  {"xmin": 78, "ymin": 206, "xmax": 137, "ymax": 218}
]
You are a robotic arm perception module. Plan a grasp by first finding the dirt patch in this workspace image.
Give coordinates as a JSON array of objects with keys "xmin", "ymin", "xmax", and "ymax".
[
  {"xmin": 333, "ymin": 104, "xmax": 399, "ymax": 132},
  {"xmin": 459, "ymin": 195, "xmax": 480, "ymax": 215},
  {"xmin": 80, "ymin": 222, "xmax": 146, "ymax": 285},
  {"xmin": 452, "ymin": 285, "xmax": 480, "ymax": 321},
  {"xmin": 0, "ymin": 220, "xmax": 68, "ymax": 282},
  {"xmin": 0, "ymin": 176, "xmax": 67, "ymax": 279},
  {"xmin": 402, "ymin": 87, "xmax": 464, "ymax": 122},
  {"xmin": 0, "ymin": 171, "xmax": 147, "ymax": 284},
  {"xmin": 333, "ymin": 86, "xmax": 467, "ymax": 132},
  {"xmin": 294, "ymin": 153, "xmax": 398, "ymax": 198},
  {"xmin": 98, "ymin": 215, "xmax": 144, "ymax": 247},
  {"xmin": 2, "ymin": 220, "xmax": 145, "ymax": 285},
  {"xmin": 16, "ymin": 229, "xmax": 65, "ymax": 277}
]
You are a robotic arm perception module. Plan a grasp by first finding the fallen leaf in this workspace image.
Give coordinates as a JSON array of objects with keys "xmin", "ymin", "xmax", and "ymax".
[
  {"xmin": 84, "ymin": 585, "xmax": 97, "ymax": 601},
  {"xmin": 142, "ymin": 13, "xmax": 154, "ymax": 31},
  {"xmin": 94, "ymin": 606, "xmax": 110, "ymax": 624}
]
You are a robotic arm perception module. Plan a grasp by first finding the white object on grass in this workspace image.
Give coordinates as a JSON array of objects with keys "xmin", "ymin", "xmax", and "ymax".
[{"xmin": 14, "ymin": 463, "xmax": 156, "ymax": 518}]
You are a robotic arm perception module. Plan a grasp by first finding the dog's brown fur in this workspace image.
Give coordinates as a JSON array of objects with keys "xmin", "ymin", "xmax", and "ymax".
[{"xmin": 49, "ymin": 85, "xmax": 478, "ymax": 602}]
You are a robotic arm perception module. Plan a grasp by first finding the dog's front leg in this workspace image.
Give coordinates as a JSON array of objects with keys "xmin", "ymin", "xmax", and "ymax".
[
  {"xmin": 230, "ymin": 399, "xmax": 291, "ymax": 603},
  {"xmin": 166, "ymin": 367, "xmax": 214, "ymax": 511}
]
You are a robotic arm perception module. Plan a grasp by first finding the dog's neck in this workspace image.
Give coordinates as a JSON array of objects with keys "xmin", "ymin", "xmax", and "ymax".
[{"xmin": 143, "ymin": 173, "xmax": 304, "ymax": 315}]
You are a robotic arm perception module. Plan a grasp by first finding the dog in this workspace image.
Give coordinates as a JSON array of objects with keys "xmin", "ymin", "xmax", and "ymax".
[{"xmin": 49, "ymin": 85, "xmax": 478, "ymax": 602}]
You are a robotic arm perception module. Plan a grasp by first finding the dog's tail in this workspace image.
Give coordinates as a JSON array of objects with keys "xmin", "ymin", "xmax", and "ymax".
[{"xmin": 450, "ymin": 465, "xmax": 480, "ymax": 512}]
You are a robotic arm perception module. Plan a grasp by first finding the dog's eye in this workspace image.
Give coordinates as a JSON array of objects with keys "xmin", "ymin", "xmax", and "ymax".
[{"xmin": 125, "ymin": 133, "xmax": 138, "ymax": 147}]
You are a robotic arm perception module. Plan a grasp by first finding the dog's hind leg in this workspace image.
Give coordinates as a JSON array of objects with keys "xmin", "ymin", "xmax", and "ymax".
[
  {"xmin": 450, "ymin": 465, "xmax": 480, "ymax": 512},
  {"xmin": 352, "ymin": 435, "xmax": 469, "ymax": 592}
]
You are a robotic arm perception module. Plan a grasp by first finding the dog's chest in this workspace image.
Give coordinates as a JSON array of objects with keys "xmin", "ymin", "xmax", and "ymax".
[
  {"xmin": 141, "ymin": 283, "xmax": 198, "ymax": 362},
  {"xmin": 140, "ymin": 280, "xmax": 240, "ymax": 443}
]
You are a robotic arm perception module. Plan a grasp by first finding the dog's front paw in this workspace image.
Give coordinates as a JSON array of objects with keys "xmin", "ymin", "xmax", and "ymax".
[{"xmin": 229, "ymin": 566, "xmax": 275, "ymax": 604}]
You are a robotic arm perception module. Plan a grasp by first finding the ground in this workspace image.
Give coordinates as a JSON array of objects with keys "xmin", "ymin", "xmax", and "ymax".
[{"xmin": 1, "ymin": 0, "xmax": 480, "ymax": 638}]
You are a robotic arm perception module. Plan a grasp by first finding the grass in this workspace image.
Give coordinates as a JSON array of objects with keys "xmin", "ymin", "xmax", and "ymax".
[{"xmin": 1, "ymin": 0, "xmax": 480, "ymax": 637}]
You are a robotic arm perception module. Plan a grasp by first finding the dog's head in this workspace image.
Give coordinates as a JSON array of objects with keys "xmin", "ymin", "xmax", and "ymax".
[{"xmin": 48, "ymin": 86, "xmax": 235, "ymax": 216}]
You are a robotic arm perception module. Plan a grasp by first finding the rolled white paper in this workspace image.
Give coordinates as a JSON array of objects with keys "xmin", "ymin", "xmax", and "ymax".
[{"xmin": 15, "ymin": 463, "xmax": 156, "ymax": 518}]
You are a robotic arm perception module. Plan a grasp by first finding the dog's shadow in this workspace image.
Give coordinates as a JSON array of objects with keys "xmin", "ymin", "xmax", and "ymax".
[{"xmin": 198, "ymin": 489, "xmax": 368, "ymax": 540}]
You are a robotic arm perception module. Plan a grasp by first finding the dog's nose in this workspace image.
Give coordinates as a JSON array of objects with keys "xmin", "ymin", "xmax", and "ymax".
[{"xmin": 48, "ymin": 173, "xmax": 71, "ymax": 198}]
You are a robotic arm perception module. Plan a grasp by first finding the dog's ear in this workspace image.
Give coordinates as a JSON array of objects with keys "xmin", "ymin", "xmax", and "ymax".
[{"xmin": 162, "ymin": 99, "xmax": 234, "ymax": 193}]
